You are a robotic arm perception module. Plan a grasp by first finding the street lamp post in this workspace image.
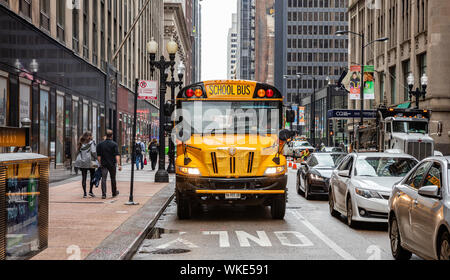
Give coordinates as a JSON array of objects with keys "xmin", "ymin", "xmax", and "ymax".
[
  {"xmin": 147, "ymin": 37, "xmax": 179, "ymax": 183},
  {"xmin": 166, "ymin": 61, "xmax": 185, "ymax": 174},
  {"xmin": 335, "ymin": 31, "xmax": 388, "ymax": 127},
  {"xmin": 407, "ymin": 73, "xmax": 428, "ymax": 109},
  {"xmin": 310, "ymin": 77, "xmax": 316, "ymax": 147}
]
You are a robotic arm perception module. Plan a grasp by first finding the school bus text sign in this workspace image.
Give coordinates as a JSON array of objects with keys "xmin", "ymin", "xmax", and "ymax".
[{"xmin": 204, "ymin": 81, "xmax": 257, "ymax": 99}]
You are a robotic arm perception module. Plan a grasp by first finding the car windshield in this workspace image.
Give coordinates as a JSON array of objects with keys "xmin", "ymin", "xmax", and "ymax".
[
  {"xmin": 393, "ymin": 121, "xmax": 428, "ymax": 134},
  {"xmin": 309, "ymin": 154, "xmax": 345, "ymax": 168},
  {"xmin": 181, "ymin": 101, "xmax": 281, "ymax": 135},
  {"xmin": 294, "ymin": 141, "xmax": 311, "ymax": 147},
  {"xmin": 355, "ymin": 157, "xmax": 417, "ymax": 177}
]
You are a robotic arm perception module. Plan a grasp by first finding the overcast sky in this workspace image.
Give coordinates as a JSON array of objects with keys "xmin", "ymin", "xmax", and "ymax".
[{"xmin": 201, "ymin": 0, "xmax": 237, "ymax": 81}]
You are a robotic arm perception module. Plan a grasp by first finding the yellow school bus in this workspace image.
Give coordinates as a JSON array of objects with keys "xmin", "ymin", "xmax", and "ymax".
[{"xmin": 173, "ymin": 80, "xmax": 292, "ymax": 220}]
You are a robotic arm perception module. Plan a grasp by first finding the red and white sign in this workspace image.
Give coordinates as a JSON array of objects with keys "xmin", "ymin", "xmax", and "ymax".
[{"xmin": 138, "ymin": 80, "xmax": 158, "ymax": 100}]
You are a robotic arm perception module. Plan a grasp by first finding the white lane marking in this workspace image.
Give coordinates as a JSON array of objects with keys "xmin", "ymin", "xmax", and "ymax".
[
  {"xmin": 290, "ymin": 210, "xmax": 356, "ymax": 260},
  {"xmin": 236, "ymin": 231, "xmax": 272, "ymax": 247},
  {"xmin": 202, "ymin": 231, "xmax": 230, "ymax": 248},
  {"xmin": 156, "ymin": 232, "xmax": 199, "ymax": 249},
  {"xmin": 274, "ymin": 231, "xmax": 313, "ymax": 247}
]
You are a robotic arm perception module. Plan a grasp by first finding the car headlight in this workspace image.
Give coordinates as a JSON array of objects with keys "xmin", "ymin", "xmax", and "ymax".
[
  {"xmin": 355, "ymin": 188, "xmax": 383, "ymax": 199},
  {"xmin": 264, "ymin": 166, "xmax": 285, "ymax": 175},
  {"xmin": 179, "ymin": 167, "xmax": 201, "ymax": 176},
  {"xmin": 309, "ymin": 173, "xmax": 325, "ymax": 182}
]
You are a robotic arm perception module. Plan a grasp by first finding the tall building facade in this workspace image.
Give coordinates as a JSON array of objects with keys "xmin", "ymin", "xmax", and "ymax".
[
  {"xmin": 164, "ymin": 0, "xmax": 192, "ymax": 89},
  {"xmin": 236, "ymin": 0, "xmax": 256, "ymax": 80},
  {"xmin": 0, "ymin": 0, "xmax": 191, "ymax": 169},
  {"xmin": 227, "ymin": 13, "xmax": 238, "ymax": 79},
  {"xmin": 189, "ymin": 0, "xmax": 201, "ymax": 82},
  {"xmin": 255, "ymin": 0, "xmax": 275, "ymax": 84},
  {"xmin": 348, "ymin": 0, "xmax": 450, "ymax": 153},
  {"xmin": 275, "ymin": 0, "xmax": 349, "ymax": 105}
]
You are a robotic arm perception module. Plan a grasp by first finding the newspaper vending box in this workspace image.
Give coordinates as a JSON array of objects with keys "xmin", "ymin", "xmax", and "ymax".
[{"xmin": 0, "ymin": 127, "xmax": 49, "ymax": 260}]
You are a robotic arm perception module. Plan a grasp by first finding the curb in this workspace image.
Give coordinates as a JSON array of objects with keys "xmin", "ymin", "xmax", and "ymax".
[{"xmin": 85, "ymin": 181, "xmax": 175, "ymax": 260}]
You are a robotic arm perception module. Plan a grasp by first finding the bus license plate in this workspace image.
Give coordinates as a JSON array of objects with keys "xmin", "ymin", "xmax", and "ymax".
[{"xmin": 225, "ymin": 193, "xmax": 241, "ymax": 199}]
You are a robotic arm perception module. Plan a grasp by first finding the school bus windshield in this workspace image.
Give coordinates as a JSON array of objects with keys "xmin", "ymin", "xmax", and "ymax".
[{"xmin": 181, "ymin": 101, "xmax": 281, "ymax": 135}]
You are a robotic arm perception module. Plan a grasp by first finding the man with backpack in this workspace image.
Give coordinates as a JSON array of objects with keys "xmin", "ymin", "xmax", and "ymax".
[
  {"xmin": 135, "ymin": 138, "xmax": 146, "ymax": 170},
  {"xmin": 148, "ymin": 139, "xmax": 159, "ymax": 171}
]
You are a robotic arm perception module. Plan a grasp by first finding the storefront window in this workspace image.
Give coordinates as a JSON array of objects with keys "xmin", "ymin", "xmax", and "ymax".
[
  {"xmin": 83, "ymin": 101, "xmax": 89, "ymax": 133},
  {"xmin": 72, "ymin": 98, "xmax": 79, "ymax": 161},
  {"xmin": 0, "ymin": 76, "xmax": 7, "ymax": 126},
  {"xmin": 39, "ymin": 89, "xmax": 49, "ymax": 156},
  {"xmin": 56, "ymin": 93, "xmax": 64, "ymax": 165},
  {"xmin": 92, "ymin": 104, "xmax": 98, "ymax": 143},
  {"xmin": 19, "ymin": 83, "xmax": 31, "ymax": 127}
]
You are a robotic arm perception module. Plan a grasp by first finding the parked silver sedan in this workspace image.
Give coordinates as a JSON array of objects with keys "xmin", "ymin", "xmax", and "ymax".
[
  {"xmin": 388, "ymin": 156, "xmax": 450, "ymax": 260},
  {"xmin": 329, "ymin": 152, "xmax": 418, "ymax": 228}
]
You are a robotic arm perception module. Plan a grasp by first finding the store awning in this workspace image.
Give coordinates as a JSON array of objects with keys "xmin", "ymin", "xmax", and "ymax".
[{"xmin": 396, "ymin": 102, "xmax": 411, "ymax": 109}]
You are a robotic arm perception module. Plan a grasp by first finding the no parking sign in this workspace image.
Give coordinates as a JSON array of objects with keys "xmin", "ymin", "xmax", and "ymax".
[{"xmin": 138, "ymin": 80, "xmax": 158, "ymax": 100}]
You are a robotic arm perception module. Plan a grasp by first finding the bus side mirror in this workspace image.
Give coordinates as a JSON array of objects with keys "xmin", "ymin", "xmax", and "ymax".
[{"xmin": 279, "ymin": 129, "xmax": 294, "ymax": 142}]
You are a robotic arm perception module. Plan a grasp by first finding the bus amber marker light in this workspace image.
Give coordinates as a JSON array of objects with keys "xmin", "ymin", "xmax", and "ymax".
[
  {"xmin": 257, "ymin": 89, "xmax": 266, "ymax": 98},
  {"xmin": 195, "ymin": 89, "xmax": 203, "ymax": 97}
]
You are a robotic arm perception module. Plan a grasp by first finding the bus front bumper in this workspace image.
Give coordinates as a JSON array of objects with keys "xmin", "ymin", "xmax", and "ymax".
[{"xmin": 176, "ymin": 175, "xmax": 288, "ymax": 205}]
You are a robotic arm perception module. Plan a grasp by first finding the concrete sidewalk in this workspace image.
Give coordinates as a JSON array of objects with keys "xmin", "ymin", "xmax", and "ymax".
[{"xmin": 32, "ymin": 164, "xmax": 175, "ymax": 260}]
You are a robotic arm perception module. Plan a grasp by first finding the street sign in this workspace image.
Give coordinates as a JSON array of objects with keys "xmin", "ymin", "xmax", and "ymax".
[
  {"xmin": 138, "ymin": 80, "xmax": 158, "ymax": 100},
  {"xmin": 327, "ymin": 109, "xmax": 377, "ymax": 119}
]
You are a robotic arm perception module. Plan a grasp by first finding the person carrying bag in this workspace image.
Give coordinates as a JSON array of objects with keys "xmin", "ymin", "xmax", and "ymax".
[{"xmin": 74, "ymin": 131, "xmax": 98, "ymax": 198}]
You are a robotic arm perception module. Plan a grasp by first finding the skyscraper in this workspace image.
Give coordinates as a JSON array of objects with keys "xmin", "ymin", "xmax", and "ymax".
[
  {"xmin": 274, "ymin": 0, "xmax": 349, "ymax": 105},
  {"xmin": 227, "ymin": 13, "xmax": 238, "ymax": 79},
  {"xmin": 255, "ymin": 0, "xmax": 275, "ymax": 84},
  {"xmin": 236, "ymin": 0, "xmax": 256, "ymax": 80}
]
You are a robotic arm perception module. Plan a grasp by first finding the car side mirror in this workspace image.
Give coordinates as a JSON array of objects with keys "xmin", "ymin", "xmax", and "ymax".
[
  {"xmin": 418, "ymin": 185, "xmax": 441, "ymax": 199},
  {"xmin": 338, "ymin": 170, "xmax": 350, "ymax": 178}
]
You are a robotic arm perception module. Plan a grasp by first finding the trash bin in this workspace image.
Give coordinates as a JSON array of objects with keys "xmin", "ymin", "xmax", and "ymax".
[{"xmin": 0, "ymin": 153, "xmax": 49, "ymax": 260}]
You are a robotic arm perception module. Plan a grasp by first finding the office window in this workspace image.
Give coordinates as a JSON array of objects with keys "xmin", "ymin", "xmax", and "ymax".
[
  {"xmin": 73, "ymin": 5, "xmax": 80, "ymax": 53},
  {"xmin": 19, "ymin": 0, "xmax": 31, "ymax": 19},
  {"xmin": 83, "ymin": 0, "xmax": 89, "ymax": 59},
  {"xmin": 56, "ymin": 0, "xmax": 65, "ymax": 42},
  {"xmin": 40, "ymin": 0, "xmax": 50, "ymax": 30},
  {"xmin": 390, "ymin": 66, "xmax": 396, "ymax": 105},
  {"xmin": 402, "ymin": 60, "xmax": 410, "ymax": 101}
]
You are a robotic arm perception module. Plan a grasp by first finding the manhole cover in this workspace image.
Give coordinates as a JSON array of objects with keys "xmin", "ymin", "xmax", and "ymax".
[{"xmin": 146, "ymin": 248, "xmax": 191, "ymax": 255}]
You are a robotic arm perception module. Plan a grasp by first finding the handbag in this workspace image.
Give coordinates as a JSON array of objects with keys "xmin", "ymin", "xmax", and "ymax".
[{"xmin": 144, "ymin": 158, "xmax": 148, "ymax": 165}]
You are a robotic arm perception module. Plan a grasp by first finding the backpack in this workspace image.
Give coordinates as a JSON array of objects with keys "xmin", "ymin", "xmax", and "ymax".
[
  {"xmin": 150, "ymin": 143, "xmax": 158, "ymax": 154},
  {"xmin": 135, "ymin": 142, "xmax": 142, "ymax": 155}
]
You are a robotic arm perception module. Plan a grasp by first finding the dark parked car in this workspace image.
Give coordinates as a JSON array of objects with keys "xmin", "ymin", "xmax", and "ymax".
[{"xmin": 296, "ymin": 152, "xmax": 346, "ymax": 200}]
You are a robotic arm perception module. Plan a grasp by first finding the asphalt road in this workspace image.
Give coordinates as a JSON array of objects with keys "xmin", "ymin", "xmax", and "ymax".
[{"xmin": 133, "ymin": 169, "xmax": 421, "ymax": 260}]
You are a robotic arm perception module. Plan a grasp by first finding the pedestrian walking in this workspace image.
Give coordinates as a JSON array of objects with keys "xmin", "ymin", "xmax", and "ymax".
[
  {"xmin": 148, "ymin": 139, "xmax": 159, "ymax": 171},
  {"xmin": 135, "ymin": 138, "xmax": 145, "ymax": 170},
  {"xmin": 97, "ymin": 129, "xmax": 122, "ymax": 199},
  {"xmin": 73, "ymin": 131, "xmax": 98, "ymax": 198}
]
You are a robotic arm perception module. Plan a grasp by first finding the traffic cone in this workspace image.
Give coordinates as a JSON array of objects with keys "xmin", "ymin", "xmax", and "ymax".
[
  {"xmin": 293, "ymin": 163, "xmax": 297, "ymax": 170},
  {"xmin": 288, "ymin": 161, "xmax": 293, "ymax": 167}
]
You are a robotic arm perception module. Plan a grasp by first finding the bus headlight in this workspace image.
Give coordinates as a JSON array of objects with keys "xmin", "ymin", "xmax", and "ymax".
[
  {"xmin": 264, "ymin": 166, "xmax": 285, "ymax": 175},
  {"xmin": 179, "ymin": 167, "xmax": 201, "ymax": 176}
]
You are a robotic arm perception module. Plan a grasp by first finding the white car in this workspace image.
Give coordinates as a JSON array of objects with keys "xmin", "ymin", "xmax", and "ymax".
[
  {"xmin": 289, "ymin": 141, "xmax": 315, "ymax": 158},
  {"xmin": 328, "ymin": 152, "xmax": 418, "ymax": 227}
]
